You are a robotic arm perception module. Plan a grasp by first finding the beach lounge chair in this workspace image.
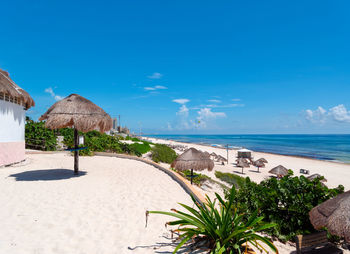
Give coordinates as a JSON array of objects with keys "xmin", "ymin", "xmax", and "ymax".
[{"xmin": 295, "ymin": 231, "xmax": 343, "ymax": 254}]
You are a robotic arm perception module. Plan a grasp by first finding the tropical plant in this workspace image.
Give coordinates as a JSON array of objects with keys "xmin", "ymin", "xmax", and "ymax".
[
  {"xmin": 151, "ymin": 144, "xmax": 177, "ymax": 163},
  {"xmin": 148, "ymin": 187, "xmax": 277, "ymax": 254},
  {"xmin": 215, "ymin": 171, "xmax": 245, "ymax": 189},
  {"xmin": 25, "ymin": 120, "xmax": 57, "ymax": 151},
  {"xmin": 226, "ymin": 172, "xmax": 344, "ymax": 242}
]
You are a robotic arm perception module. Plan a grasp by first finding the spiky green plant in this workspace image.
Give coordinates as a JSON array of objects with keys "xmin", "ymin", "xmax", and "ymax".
[{"xmin": 148, "ymin": 187, "xmax": 278, "ymax": 254}]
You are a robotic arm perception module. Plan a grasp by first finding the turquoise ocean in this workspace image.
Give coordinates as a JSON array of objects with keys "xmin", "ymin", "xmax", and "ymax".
[{"xmin": 146, "ymin": 135, "xmax": 350, "ymax": 164}]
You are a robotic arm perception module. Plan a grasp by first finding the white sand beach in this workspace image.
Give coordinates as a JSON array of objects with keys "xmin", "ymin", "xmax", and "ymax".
[
  {"xmin": 0, "ymin": 153, "xmax": 193, "ymax": 254},
  {"xmin": 146, "ymin": 137, "xmax": 350, "ymax": 191}
]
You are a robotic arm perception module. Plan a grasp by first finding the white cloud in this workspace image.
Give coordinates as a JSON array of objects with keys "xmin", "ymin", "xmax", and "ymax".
[
  {"xmin": 208, "ymin": 99, "xmax": 221, "ymax": 103},
  {"xmin": 305, "ymin": 104, "xmax": 350, "ymax": 124},
  {"xmin": 206, "ymin": 103, "xmax": 244, "ymax": 108},
  {"xmin": 147, "ymin": 72, "xmax": 162, "ymax": 79},
  {"xmin": 45, "ymin": 87, "xmax": 64, "ymax": 101},
  {"xmin": 329, "ymin": 104, "xmax": 350, "ymax": 123},
  {"xmin": 196, "ymin": 108, "xmax": 226, "ymax": 128},
  {"xmin": 144, "ymin": 85, "xmax": 167, "ymax": 91},
  {"xmin": 232, "ymin": 98, "xmax": 241, "ymax": 101},
  {"xmin": 173, "ymin": 98, "xmax": 190, "ymax": 104}
]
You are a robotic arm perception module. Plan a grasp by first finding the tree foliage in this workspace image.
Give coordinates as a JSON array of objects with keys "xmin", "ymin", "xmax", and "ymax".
[
  {"xmin": 225, "ymin": 172, "xmax": 344, "ymax": 242},
  {"xmin": 25, "ymin": 120, "xmax": 57, "ymax": 151}
]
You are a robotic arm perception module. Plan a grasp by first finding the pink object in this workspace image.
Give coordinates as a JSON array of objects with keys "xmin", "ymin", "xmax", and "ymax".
[{"xmin": 0, "ymin": 141, "xmax": 25, "ymax": 167}]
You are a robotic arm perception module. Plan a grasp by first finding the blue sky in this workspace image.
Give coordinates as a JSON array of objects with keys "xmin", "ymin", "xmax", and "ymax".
[{"xmin": 1, "ymin": 0, "xmax": 350, "ymax": 134}]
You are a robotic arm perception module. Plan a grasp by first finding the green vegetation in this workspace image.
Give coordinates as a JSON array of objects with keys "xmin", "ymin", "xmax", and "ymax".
[
  {"xmin": 224, "ymin": 172, "xmax": 344, "ymax": 242},
  {"xmin": 25, "ymin": 119, "xmax": 57, "ymax": 151},
  {"xmin": 25, "ymin": 121, "xmax": 153, "ymax": 157},
  {"xmin": 181, "ymin": 169, "xmax": 211, "ymax": 186},
  {"xmin": 215, "ymin": 171, "xmax": 245, "ymax": 189},
  {"xmin": 148, "ymin": 187, "xmax": 277, "ymax": 254},
  {"xmin": 151, "ymin": 144, "xmax": 177, "ymax": 163}
]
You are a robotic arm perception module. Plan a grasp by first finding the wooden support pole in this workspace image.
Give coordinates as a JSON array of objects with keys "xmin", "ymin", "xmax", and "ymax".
[
  {"xmin": 74, "ymin": 128, "xmax": 79, "ymax": 175},
  {"xmin": 190, "ymin": 169, "xmax": 193, "ymax": 185}
]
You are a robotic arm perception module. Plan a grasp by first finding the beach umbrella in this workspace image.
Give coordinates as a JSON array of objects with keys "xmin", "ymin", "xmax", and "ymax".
[
  {"xmin": 307, "ymin": 173, "xmax": 327, "ymax": 182},
  {"xmin": 217, "ymin": 155, "xmax": 227, "ymax": 162},
  {"xmin": 309, "ymin": 190, "xmax": 350, "ymax": 242},
  {"xmin": 253, "ymin": 160, "xmax": 265, "ymax": 172},
  {"xmin": 236, "ymin": 158, "xmax": 250, "ymax": 174},
  {"xmin": 210, "ymin": 152, "xmax": 217, "ymax": 157},
  {"xmin": 203, "ymin": 151, "xmax": 210, "ymax": 158},
  {"xmin": 268, "ymin": 165, "xmax": 288, "ymax": 178},
  {"xmin": 236, "ymin": 158, "xmax": 249, "ymax": 164},
  {"xmin": 39, "ymin": 94, "xmax": 112, "ymax": 175},
  {"xmin": 257, "ymin": 158, "xmax": 268, "ymax": 163},
  {"xmin": 171, "ymin": 148, "xmax": 214, "ymax": 184}
]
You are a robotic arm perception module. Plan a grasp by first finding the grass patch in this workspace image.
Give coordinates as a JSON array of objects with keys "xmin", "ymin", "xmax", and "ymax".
[{"xmin": 215, "ymin": 171, "xmax": 246, "ymax": 189}]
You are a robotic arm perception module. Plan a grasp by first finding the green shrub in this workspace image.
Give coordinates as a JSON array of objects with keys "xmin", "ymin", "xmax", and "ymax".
[
  {"xmin": 25, "ymin": 120, "xmax": 57, "ymax": 151},
  {"xmin": 215, "ymin": 171, "xmax": 245, "ymax": 189},
  {"xmin": 148, "ymin": 187, "xmax": 277, "ymax": 254},
  {"xmin": 151, "ymin": 144, "xmax": 177, "ymax": 163},
  {"xmin": 181, "ymin": 169, "xmax": 211, "ymax": 186},
  {"xmin": 129, "ymin": 142, "xmax": 151, "ymax": 156},
  {"xmin": 226, "ymin": 172, "xmax": 344, "ymax": 242}
]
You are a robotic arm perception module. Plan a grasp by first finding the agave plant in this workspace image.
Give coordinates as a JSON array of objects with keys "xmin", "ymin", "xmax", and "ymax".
[{"xmin": 148, "ymin": 187, "xmax": 278, "ymax": 254}]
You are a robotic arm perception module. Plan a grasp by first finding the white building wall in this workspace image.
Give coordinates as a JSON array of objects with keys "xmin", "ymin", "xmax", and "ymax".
[{"xmin": 0, "ymin": 100, "xmax": 26, "ymax": 142}]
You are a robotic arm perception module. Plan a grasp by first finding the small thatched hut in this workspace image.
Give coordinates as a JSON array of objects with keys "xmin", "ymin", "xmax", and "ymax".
[
  {"xmin": 0, "ymin": 69, "xmax": 35, "ymax": 167},
  {"xmin": 39, "ymin": 94, "xmax": 112, "ymax": 174},
  {"xmin": 269, "ymin": 165, "xmax": 288, "ymax": 178},
  {"xmin": 171, "ymin": 148, "xmax": 214, "ymax": 184}
]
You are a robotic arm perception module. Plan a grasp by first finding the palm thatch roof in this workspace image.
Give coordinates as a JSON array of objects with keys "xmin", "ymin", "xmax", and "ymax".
[
  {"xmin": 203, "ymin": 151, "xmax": 210, "ymax": 158},
  {"xmin": 171, "ymin": 148, "xmax": 214, "ymax": 171},
  {"xmin": 256, "ymin": 158, "xmax": 268, "ymax": 163},
  {"xmin": 269, "ymin": 165, "xmax": 288, "ymax": 176},
  {"xmin": 307, "ymin": 173, "xmax": 327, "ymax": 182},
  {"xmin": 217, "ymin": 155, "xmax": 227, "ymax": 162},
  {"xmin": 309, "ymin": 190, "xmax": 350, "ymax": 242},
  {"xmin": 253, "ymin": 160, "xmax": 265, "ymax": 168},
  {"xmin": 236, "ymin": 158, "xmax": 250, "ymax": 168},
  {"xmin": 0, "ymin": 69, "xmax": 35, "ymax": 109},
  {"xmin": 39, "ymin": 94, "xmax": 112, "ymax": 133},
  {"xmin": 236, "ymin": 158, "xmax": 249, "ymax": 164}
]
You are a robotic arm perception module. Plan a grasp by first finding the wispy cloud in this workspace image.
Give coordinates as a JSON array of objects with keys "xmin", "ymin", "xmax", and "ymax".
[
  {"xmin": 45, "ymin": 87, "xmax": 64, "ymax": 101},
  {"xmin": 173, "ymin": 98, "xmax": 190, "ymax": 104},
  {"xmin": 208, "ymin": 99, "xmax": 221, "ymax": 103},
  {"xmin": 147, "ymin": 72, "xmax": 163, "ymax": 79},
  {"xmin": 305, "ymin": 104, "xmax": 350, "ymax": 124},
  {"xmin": 144, "ymin": 85, "xmax": 167, "ymax": 91},
  {"xmin": 232, "ymin": 98, "xmax": 241, "ymax": 101}
]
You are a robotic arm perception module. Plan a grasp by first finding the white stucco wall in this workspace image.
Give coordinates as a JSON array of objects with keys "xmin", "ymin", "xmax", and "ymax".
[{"xmin": 0, "ymin": 99, "xmax": 26, "ymax": 142}]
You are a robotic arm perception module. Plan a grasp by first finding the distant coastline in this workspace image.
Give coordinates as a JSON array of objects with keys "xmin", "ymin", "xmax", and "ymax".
[{"xmin": 144, "ymin": 134, "xmax": 350, "ymax": 164}]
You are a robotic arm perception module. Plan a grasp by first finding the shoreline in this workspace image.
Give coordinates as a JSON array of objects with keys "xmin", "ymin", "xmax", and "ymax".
[{"xmin": 143, "ymin": 136, "xmax": 350, "ymax": 166}]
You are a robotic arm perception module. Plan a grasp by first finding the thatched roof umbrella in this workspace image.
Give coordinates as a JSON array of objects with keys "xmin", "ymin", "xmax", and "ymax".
[
  {"xmin": 253, "ymin": 160, "xmax": 265, "ymax": 172},
  {"xmin": 0, "ymin": 69, "xmax": 35, "ymax": 109},
  {"xmin": 257, "ymin": 158, "xmax": 268, "ymax": 163},
  {"xmin": 236, "ymin": 158, "xmax": 250, "ymax": 174},
  {"xmin": 236, "ymin": 157, "xmax": 249, "ymax": 164},
  {"xmin": 217, "ymin": 155, "xmax": 227, "ymax": 162},
  {"xmin": 269, "ymin": 165, "xmax": 288, "ymax": 178},
  {"xmin": 307, "ymin": 173, "xmax": 327, "ymax": 182},
  {"xmin": 309, "ymin": 190, "xmax": 350, "ymax": 242},
  {"xmin": 171, "ymin": 148, "xmax": 214, "ymax": 184},
  {"xmin": 39, "ymin": 94, "xmax": 112, "ymax": 174},
  {"xmin": 203, "ymin": 151, "xmax": 210, "ymax": 158}
]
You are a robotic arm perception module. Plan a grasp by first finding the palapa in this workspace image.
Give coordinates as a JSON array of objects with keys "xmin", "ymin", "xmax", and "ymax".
[
  {"xmin": 39, "ymin": 94, "xmax": 112, "ymax": 174},
  {"xmin": 269, "ymin": 165, "xmax": 288, "ymax": 177},
  {"xmin": 307, "ymin": 173, "xmax": 327, "ymax": 182},
  {"xmin": 256, "ymin": 158, "xmax": 268, "ymax": 163},
  {"xmin": 203, "ymin": 151, "xmax": 210, "ymax": 158},
  {"xmin": 253, "ymin": 160, "xmax": 265, "ymax": 172},
  {"xmin": 0, "ymin": 69, "xmax": 35, "ymax": 109},
  {"xmin": 171, "ymin": 148, "xmax": 214, "ymax": 184},
  {"xmin": 309, "ymin": 190, "xmax": 350, "ymax": 242},
  {"xmin": 236, "ymin": 158, "xmax": 250, "ymax": 174}
]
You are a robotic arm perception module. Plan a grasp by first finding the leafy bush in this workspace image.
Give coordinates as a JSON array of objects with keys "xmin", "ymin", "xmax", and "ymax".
[
  {"xmin": 181, "ymin": 169, "xmax": 211, "ymax": 186},
  {"xmin": 151, "ymin": 144, "xmax": 177, "ymax": 163},
  {"xmin": 215, "ymin": 171, "xmax": 245, "ymax": 189},
  {"xmin": 129, "ymin": 142, "xmax": 151, "ymax": 156},
  {"xmin": 148, "ymin": 187, "xmax": 277, "ymax": 254},
  {"xmin": 225, "ymin": 172, "xmax": 344, "ymax": 242},
  {"xmin": 25, "ymin": 120, "xmax": 57, "ymax": 151}
]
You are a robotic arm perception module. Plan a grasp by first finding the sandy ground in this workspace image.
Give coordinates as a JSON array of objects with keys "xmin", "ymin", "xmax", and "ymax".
[
  {"xmin": 145, "ymin": 137, "xmax": 350, "ymax": 191},
  {"xmin": 0, "ymin": 153, "xmax": 193, "ymax": 254}
]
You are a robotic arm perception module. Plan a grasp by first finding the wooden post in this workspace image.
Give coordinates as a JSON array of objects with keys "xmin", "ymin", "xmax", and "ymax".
[
  {"xmin": 190, "ymin": 169, "xmax": 193, "ymax": 185},
  {"xmin": 74, "ymin": 128, "xmax": 79, "ymax": 175}
]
